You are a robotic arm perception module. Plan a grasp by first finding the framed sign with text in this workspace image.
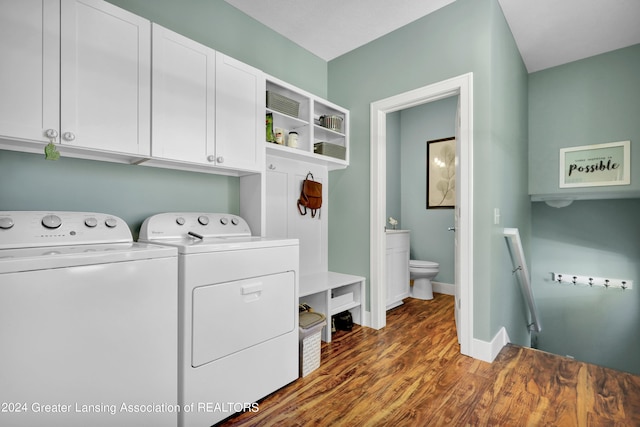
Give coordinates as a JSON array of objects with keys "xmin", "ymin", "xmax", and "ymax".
[{"xmin": 559, "ymin": 140, "xmax": 630, "ymax": 188}]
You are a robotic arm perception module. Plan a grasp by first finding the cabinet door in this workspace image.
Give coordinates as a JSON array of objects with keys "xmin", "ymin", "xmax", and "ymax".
[
  {"xmin": 215, "ymin": 53, "xmax": 265, "ymax": 172},
  {"xmin": 60, "ymin": 0, "xmax": 150, "ymax": 155},
  {"xmin": 0, "ymin": 0, "xmax": 59, "ymax": 143},
  {"xmin": 386, "ymin": 233, "xmax": 410, "ymax": 308},
  {"xmin": 151, "ymin": 24, "xmax": 215, "ymax": 164}
]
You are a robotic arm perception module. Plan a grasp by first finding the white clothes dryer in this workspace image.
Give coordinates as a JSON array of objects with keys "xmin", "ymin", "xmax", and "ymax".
[
  {"xmin": 139, "ymin": 212, "xmax": 299, "ymax": 427},
  {"xmin": 0, "ymin": 211, "xmax": 178, "ymax": 427}
]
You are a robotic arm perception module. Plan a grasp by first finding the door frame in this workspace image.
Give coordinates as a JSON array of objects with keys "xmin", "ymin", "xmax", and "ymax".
[{"xmin": 369, "ymin": 72, "xmax": 474, "ymax": 356}]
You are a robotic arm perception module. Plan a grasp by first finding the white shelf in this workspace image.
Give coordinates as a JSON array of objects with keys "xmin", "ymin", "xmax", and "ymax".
[{"xmin": 266, "ymin": 143, "xmax": 348, "ymax": 171}]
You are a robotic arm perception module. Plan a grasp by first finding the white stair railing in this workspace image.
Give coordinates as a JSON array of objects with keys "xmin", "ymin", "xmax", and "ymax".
[{"xmin": 503, "ymin": 228, "xmax": 541, "ymax": 332}]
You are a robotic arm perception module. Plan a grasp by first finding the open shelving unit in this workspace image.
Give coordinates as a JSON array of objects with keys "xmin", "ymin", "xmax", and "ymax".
[{"xmin": 265, "ymin": 75, "xmax": 349, "ymax": 170}]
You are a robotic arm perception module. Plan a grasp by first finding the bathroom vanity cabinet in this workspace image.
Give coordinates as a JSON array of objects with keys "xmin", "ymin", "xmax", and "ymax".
[{"xmin": 386, "ymin": 230, "xmax": 410, "ymax": 309}]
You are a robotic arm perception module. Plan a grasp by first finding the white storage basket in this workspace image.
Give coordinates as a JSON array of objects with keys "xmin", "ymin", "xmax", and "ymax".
[{"xmin": 299, "ymin": 317, "xmax": 325, "ymax": 377}]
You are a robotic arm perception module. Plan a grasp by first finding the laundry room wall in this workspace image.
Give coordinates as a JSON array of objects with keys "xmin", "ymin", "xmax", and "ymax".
[
  {"xmin": 0, "ymin": 150, "xmax": 239, "ymax": 239},
  {"xmin": 327, "ymin": 0, "xmax": 531, "ymax": 347}
]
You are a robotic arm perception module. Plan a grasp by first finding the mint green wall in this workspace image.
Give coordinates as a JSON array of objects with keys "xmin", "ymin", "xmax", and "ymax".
[
  {"xmin": 529, "ymin": 44, "xmax": 640, "ymax": 198},
  {"xmin": 327, "ymin": 0, "xmax": 531, "ymax": 344},
  {"xmin": 106, "ymin": 0, "xmax": 327, "ymax": 97},
  {"xmin": 531, "ymin": 200, "xmax": 640, "ymax": 374},
  {"xmin": 529, "ymin": 45, "xmax": 640, "ymax": 374},
  {"xmin": 0, "ymin": 0, "xmax": 325, "ymax": 238},
  {"xmin": 487, "ymin": 1, "xmax": 531, "ymax": 347},
  {"xmin": 0, "ymin": 151, "xmax": 238, "ymax": 238},
  {"xmin": 386, "ymin": 111, "xmax": 401, "ymax": 223},
  {"xmin": 399, "ymin": 97, "xmax": 457, "ymax": 285}
]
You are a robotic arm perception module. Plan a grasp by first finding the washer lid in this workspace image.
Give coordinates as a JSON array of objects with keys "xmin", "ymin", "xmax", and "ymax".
[
  {"xmin": 410, "ymin": 260, "xmax": 439, "ymax": 268},
  {"xmin": 0, "ymin": 242, "xmax": 176, "ymax": 274}
]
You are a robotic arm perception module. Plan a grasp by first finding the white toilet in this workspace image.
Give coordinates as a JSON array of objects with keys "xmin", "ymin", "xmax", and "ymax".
[{"xmin": 409, "ymin": 260, "xmax": 439, "ymax": 300}]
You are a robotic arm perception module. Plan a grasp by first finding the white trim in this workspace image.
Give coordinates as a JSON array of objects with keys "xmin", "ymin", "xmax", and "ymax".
[
  {"xmin": 370, "ymin": 73, "xmax": 475, "ymax": 358},
  {"xmin": 472, "ymin": 327, "xmax": 510, "ymax": 363},
  {"xmin": 432, "ymin": 281, "xmax": 455, "ymax": 295}
]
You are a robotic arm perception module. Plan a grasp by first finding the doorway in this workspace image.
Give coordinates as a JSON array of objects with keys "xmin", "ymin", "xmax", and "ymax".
[{"xmin": 369, "ymin": 73, "xmax": 474, "ymax": 357}]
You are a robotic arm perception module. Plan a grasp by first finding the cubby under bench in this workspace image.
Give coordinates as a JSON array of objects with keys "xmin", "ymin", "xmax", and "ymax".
[{"xmin": 299, "ymin": 271, "xmax": 366, "ymax": 342}]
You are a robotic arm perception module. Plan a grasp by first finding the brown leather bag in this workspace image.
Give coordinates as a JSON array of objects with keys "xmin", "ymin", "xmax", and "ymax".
[{"xmin": 297, "ymin": 172, "xmax": 322, "ymax": 218}]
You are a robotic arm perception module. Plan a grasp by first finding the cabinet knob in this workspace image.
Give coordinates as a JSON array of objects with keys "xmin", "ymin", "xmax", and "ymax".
[
  {"xmin": 216, "ymin": 156, "xmax": 224, "ymax": 164},
  {"xmin": 207, "ymin": 155, "xmax": 215, "ymax": 163},
  {"xmin": 268, "ymin": 164, "xmax": 276, "ymax": 170},
  {"xmin": 62, "ymin": 132, "xmax": 76, "ymax": 142},
  {"xmin": 45, "ymin": 129, "xmax": 59, "ymax": 139}
]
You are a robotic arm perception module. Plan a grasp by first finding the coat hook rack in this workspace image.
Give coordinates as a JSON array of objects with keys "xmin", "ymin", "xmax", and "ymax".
[{"xmin": 551, "ymin": 273, "xmax": 633, "ymax": 290}]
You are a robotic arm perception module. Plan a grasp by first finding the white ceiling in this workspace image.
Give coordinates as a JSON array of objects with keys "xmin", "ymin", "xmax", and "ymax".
[{"xmin": 224, "ymin": 0, "xmax": 640, "ymax": 73}]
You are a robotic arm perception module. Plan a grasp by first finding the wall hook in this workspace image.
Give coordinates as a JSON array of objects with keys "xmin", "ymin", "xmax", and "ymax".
[{"xmin": 552, "ymin": 272, "xmax": 632, "ymax": 290}]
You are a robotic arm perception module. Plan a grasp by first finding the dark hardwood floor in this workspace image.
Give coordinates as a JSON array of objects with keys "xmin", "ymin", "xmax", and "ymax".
[{"xmin": 219, "ymin": 293, "xmax": 640, "ymax": 426}]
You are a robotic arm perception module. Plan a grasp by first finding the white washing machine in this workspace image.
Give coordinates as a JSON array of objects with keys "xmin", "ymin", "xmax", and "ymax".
[
  {"xmin": 139, "ymin": 212, "xmax": 299, "ymax": 427},
  {"xmin": 0, "ymin": 211, "xmax": 178, "ymax": 427}
]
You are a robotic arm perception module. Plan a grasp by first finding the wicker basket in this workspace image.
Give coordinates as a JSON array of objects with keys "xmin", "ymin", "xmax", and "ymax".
[
  {"xmin": 319, "ymin": 115, "xmax": 343, "ymax": 132},
  {"xmin": 314, "ymin": 142, "xmax": 346, "ymax": 160},
  {"xmin": 299, "ymin": 326, "xmax": 323, "ymax": 377},
  {"xmin": 266, "ymin": 91, "xmax": 300, "ymax": 118},
  {"xmin": 299, "ymin": 312, "xmax": 325, "ymax": 377}
]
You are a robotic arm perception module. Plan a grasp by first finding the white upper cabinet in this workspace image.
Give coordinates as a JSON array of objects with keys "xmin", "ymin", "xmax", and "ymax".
[
  {"xmin": 0, "ymin": 0, "xmax": 151, "ymax": 160},
  {"xmin": 215, "ymin": 53, "xmax": 265, "ymax": 173},
  {"xmin": 0, "ymin": 0, "xmax": 60, "ymax": 144},
  {"xmin": 151, "ymin": 24, "xmax": 215, "ymax": 165},
  {"xmin": 60, "ymin": 0, "xmax": 151, "ymax": 156},
  {"xmin": 151, "ymin": 25, "xmax": 264, "ymax": 173}
]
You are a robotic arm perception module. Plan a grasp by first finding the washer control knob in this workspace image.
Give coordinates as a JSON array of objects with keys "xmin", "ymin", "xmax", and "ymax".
[
  {"xmin": 220, "ymin": 217, "xmax": 229, "ymax": 225},
  {"xmin": 176, "ymin": 217, "xmax": 186, "ymax": 226},
  {"xmin": 42, "ymin": 214, "xmax": 62, "ymax": 229},
  {"xmin": 198, "ymin": 215, "xmax": 209, "ymax": 226},
  {"xmin": 84, "ymin": 217, "xmax": 98, "ymax": 228},
  {"xmin": 231, "ymin": 217, "xmax": 239, "ymax": 226},
  {"xmin": 0, "ymin": 217, "xmax": 14, "ymax": 229},
  {"xmin": 104, "ymin": 218, "xmax": 117, "ymax": 228}
]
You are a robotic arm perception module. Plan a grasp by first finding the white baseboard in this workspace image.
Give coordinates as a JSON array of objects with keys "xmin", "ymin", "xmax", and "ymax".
[
  {"xmin": 472, "ymin": 326, "xmax": 510, "ymax": 363},
  {"xmin": 432, "ymin": 281, "xmax": 454, "ymax": 295},
  {"xmin": 362, "ymin": 310, "xmax": 373, "ymax": 329}
]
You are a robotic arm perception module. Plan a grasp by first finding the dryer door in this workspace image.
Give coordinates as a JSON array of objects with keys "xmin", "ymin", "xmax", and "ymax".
[{"xmin": 191, "ymin": 271, "xmax": 295, "ymax": 367}]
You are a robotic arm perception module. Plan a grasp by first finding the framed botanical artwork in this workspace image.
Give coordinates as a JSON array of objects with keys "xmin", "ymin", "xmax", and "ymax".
[
  {"xmin": 559, "ymin": 140, "xmax": 630, "ymax": 188},
  {"xmin": 427, "ymin": 137, "xmax": 455, "ymax": 209}
]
